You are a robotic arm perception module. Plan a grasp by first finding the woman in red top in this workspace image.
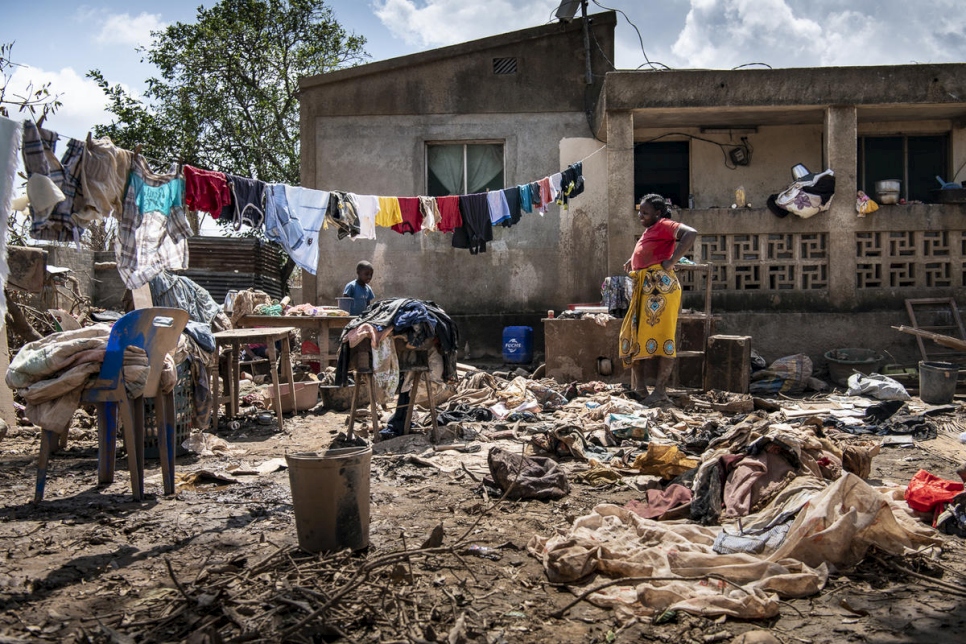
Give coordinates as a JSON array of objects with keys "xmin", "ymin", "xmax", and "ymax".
[{"xmin": 619, "ymin": 194, "xmax": 697, "ymax": 405}]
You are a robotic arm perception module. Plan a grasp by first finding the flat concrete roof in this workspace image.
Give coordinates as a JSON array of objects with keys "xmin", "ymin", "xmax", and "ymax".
[{"xmin": 598, "ymin": 64, "xmax": 966, "ymax": 127}]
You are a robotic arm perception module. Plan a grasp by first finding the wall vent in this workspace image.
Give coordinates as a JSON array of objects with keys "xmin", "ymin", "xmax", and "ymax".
[{"xmin": 492, "ymin": 57, "xmax": 518, "ymax": 75}]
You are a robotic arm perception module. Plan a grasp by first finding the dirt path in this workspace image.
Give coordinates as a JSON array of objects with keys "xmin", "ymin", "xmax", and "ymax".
[{"xmin": 1, "ymin": 402, "xmax": 965, "ymax": 643}]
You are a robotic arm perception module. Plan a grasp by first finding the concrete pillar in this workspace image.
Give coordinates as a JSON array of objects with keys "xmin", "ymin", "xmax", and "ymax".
[
  {"xmin": 824, "ymin": 106, "xmax": 858, "ymax": 309},
  {"xmin": 607, "ymin": 111, "xmax": 635, "ymax": 275}
]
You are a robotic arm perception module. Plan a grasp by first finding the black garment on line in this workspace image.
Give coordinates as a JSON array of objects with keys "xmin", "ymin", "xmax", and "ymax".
[
  {"xmin": 452, "ymin": 193, "xmax": 493, "ymax": 254},
  {"xmin": 223, "ymin": 174, "xmax": 266, "ymax": 230},
  {"xmin": 500, "ymin": 187, "xmax": 522, "ymax": 228}
]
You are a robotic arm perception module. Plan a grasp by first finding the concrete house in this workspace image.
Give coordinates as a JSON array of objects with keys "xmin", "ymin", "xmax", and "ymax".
[{"xmin": 299, "ymin": 11, "xmax": 966, "ymax": 365}]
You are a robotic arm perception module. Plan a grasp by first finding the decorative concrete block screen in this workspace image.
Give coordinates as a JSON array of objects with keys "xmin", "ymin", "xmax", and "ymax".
[
  {"xmin": 681, "ymin": 232, "xmax": 830, "ymax": 292},
  {"xmin": 676, "ymin": 205, "xmax": 966, "ymax": 309}
]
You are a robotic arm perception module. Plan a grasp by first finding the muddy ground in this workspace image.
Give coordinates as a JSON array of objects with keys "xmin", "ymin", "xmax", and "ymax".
[{"xmin": 1, "ymin": 392, "xmax": 966, "ymax": 644}]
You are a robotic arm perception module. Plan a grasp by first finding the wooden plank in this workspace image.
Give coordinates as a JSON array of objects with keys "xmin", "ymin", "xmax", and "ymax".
[
  {"xmin": 892, "ymin": 325, "xmax": 966, "ymax": 353},
  {"xmin": 0, "ymin": 324, "xmax": 17, "ymax": 426}
]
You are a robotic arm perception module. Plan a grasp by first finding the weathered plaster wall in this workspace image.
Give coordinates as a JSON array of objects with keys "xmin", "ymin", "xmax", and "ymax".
[
  {"xmin": 310, "ymin": 115, "xmax": 606, "ymax": 314},
  {"xmin": 633, "ymin": 124, "xmax": 824, "ymax": 209}
]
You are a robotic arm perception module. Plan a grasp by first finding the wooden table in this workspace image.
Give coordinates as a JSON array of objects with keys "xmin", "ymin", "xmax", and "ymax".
[
  {"xmin": 211, "ymin": 327, "xmax": 296, "ymax": 431},
  {"xmin": 236, "ymin": 315, "xmax": 354, "ymax": 369}
]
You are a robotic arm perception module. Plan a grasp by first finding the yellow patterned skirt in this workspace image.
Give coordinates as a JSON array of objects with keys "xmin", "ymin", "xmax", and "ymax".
[{"xmin": 619, "ymin": 264, "xmax": 681, "ymax": 364}]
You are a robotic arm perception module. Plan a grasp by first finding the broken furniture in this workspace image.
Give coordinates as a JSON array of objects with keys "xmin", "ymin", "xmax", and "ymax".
[
  {"xmin": 35, "ymin": 307, "xmax": 189, "ymax": 503},
  {"xmin": 904, "ymin": 298, "xmax": 966, "ymax": 366},
  {"xmin": 236, "ymin": 313, "xmax": 354, "ymax": 370},
  {"xmin": 210, "ymin": 327, "xmax": 297, "ymax": 431}
]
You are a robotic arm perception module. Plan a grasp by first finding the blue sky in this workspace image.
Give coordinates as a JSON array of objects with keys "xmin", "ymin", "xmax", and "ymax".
[{"xmin": 3, "ymin": 0, "xmax": 965, "ymax": 141}]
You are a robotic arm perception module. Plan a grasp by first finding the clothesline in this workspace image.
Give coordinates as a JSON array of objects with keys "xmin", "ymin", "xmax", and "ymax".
[{"xmin": 19, "ymin": 118, "xmax": 603, "ymax": 290}]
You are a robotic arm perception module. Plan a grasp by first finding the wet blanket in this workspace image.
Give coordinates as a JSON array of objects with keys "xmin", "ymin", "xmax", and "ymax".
[
  {"xmin": 485, "ymin": 446, "xmax": 570, "ymax": 500},
  {"xmin": 529, "ymin": 474, "xmax": 939, "ymax": 620}
]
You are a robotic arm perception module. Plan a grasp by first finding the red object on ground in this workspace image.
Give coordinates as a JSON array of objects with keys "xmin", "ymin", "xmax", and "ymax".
[
  {"xmin": 301, "ymin": 340, "xmax": 321, "ymax": 374},
  {"xmin": 905, "ymin": 469, "xmax": 964, "ymax": 513}
]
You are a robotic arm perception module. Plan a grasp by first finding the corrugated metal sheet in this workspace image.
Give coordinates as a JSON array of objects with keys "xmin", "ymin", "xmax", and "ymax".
[{"xmin": 178, "ymin": 237, "xmax": 284, "ymax": 301}]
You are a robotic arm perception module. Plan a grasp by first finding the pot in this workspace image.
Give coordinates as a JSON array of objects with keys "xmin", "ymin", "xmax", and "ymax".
[{"xmin": 875, "ymin": 179, "xmax": 901, "ymax": 193}]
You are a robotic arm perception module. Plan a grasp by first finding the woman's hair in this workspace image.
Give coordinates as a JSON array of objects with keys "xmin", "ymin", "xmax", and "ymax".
[{"xmin": 640, "ymin": 194, "xmax": 673, "ymax": 219}]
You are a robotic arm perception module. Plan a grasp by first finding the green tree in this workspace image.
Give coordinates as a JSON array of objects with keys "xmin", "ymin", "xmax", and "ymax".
[
  {"xmin": 90, "ymin": 0, "xmax": 366, "ymax": 187},
  {"xmin": 0, "ymin": 42, "xmax": 62, "ymax": 123}
]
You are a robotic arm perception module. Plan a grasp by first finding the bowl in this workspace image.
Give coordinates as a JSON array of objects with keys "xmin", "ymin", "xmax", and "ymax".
[
  {"xmin": 877, "ymin": 191, "xmax": 900, "ymax": 205},
  {"xmin": 875, "ymin": 179, "xmax": 901, "ymax": 193}
]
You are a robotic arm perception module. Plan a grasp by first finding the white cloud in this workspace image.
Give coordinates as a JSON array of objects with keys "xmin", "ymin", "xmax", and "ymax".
[
  {"xmin": 669, "ymin": 0, "xmax": 966, "ymax": 69},
  {"xmin": 6, "ymin": 65, "xmax": 117, "ymax": 138},
  {"xmin": 95, "ymin": 11, "xmax": 167, "ymax": 47},
  {"xmin": 373, "ymin": 0, "xmax": 558, "ymax": 49}
]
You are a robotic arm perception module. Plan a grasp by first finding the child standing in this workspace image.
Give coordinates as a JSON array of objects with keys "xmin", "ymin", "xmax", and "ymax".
[{"xmin": 343, "ymin": 260, "xmax": 375, "ymax": 316}]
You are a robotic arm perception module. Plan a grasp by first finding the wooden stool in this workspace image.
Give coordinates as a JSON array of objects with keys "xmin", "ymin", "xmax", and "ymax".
[
  {"xmin": 400, "ymin": 366, "xmax": 441, "ymax": 443},
  {"xmin": 346, "ymin": 342, "xmax": 380, "ymax": 441}
]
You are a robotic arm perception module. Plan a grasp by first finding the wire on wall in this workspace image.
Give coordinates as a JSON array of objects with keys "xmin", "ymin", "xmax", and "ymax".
[{"xmin": 641, "ymin": 132, "xmax": 754, "ymax": 170}]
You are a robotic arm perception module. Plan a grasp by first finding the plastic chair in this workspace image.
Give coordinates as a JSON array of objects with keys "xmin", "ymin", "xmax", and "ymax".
[{"xmin": 34, "ymin": 308, "xmax": 189, "ymax": 503}]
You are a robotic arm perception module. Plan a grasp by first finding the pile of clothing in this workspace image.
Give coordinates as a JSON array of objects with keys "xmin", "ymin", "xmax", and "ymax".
[{"xmin": 334, "ymin": 298, "xmax": 459, "ymax": 406}]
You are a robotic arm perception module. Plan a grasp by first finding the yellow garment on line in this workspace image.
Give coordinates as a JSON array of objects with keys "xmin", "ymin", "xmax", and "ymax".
[
  {"xmin": 375, "ymin": 196, "xmax": 403, "ymax": 227},
  {"xmin": 619, "ymin": 264, "xmax": 681, "ymax": 364}
]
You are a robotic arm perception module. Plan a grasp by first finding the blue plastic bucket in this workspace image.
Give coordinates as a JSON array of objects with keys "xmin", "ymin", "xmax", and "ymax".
[{"xmin": 502, "ymin": 326, "xmax": 533, "ymax": 364}]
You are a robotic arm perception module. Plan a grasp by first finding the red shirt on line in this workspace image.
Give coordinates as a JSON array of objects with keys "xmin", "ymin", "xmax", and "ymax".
[{"xmin": 631, "ymin": 218, "xmax": 680, "ymax": 270}]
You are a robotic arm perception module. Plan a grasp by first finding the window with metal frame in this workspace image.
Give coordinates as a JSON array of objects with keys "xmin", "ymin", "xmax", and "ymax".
[
  {"xmin": 857, "ymin": 135, "xmax": 949, "ymax": 203},
  {"xmin": 426, "ymin": 142, "xmax": 505, "ymax": 197}
]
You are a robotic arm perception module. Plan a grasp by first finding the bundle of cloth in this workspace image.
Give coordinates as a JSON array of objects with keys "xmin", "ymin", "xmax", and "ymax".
[
  {"xmin": 334, "ymin": 298, "xmax": 459, "ymax": 405},
  {"xmin": 767, "ymin": 168, "xmax": 835, "ymax": 219}
]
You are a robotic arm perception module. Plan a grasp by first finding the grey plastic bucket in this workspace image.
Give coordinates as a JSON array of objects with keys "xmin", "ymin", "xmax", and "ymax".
[
  {"xmin": 286, "ymin": 446, "xmax": 371, "ymax": 553},
  {"xmin": 919, "ymin": 361, "xmax": 959, "ymax": 405}
]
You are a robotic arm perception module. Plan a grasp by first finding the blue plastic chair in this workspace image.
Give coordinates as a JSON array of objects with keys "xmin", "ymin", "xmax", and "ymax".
[{"xmin": 34, "ymin": 308, "xmax": 189, "ymax": 503}]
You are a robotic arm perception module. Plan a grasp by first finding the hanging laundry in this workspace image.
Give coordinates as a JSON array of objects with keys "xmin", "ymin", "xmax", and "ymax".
[
  {"xmin": 326, "ymin": 190, "xmax": 361, "ymax": 239},
  {"xmin": 353, "ymin": 194, "xmax": 378, "ymax": 240},
  {"xmin": 556, "ymin": 161, "xmax": 585, "ymax": 210},
  {"xmin": 223, "ymin": 174, "xmax": 266, "ymax": 230},
  {"xmin": 282, "ymin": 185, "xmax": 329, "ymax": 274},
  {"xmin": 500, "ymin": 187, "xmax": 522, "ymax": 227},
  {"xmin": 20, "ymin": 120, "xmax": 85, "ymax": 242},
  {"xmin": 183, "ymin": 164, "xmax": 232, "ymax": 217},
  {"xmin": 452, "ymin": 193, "xmax": 492, "ymax": 254},
  {"xmin": 486, "ymin": 190, "xmax": 511, "ymax": 226},
  {"xmin": 263, "ymin": 183, "xmax": 307, "ymax": 261},
  {"xmin": 536, "ymin": 178, "xmax": 552, "ymax": 215},
  {"xmin": 436, "ymin": 195, "xmax": 462, "ymax": 233},
  {"xmin": 549, "ymin": 172, "xmax": 563, "ymax": 204},
  {"xmin": 518, "ymin": 183, "xmax": 534, "ymax": 214},
  {"xmin": 78, "ymin": 134, "xmax": 133, "ymax": 222},
  {"xmin": 375, "ymin": 196, "xmax": 403, "ymax": 227},
  {"xmin": 391, "ymin": 196, "xmax": 422, "ymax": 234},
  {"xmin": 115, "ymin": 156, "xmax": 191, "ymax": 289},
  {"xmin": 417, "ymin": 196, "xmax": 440, "ymax": 232}
]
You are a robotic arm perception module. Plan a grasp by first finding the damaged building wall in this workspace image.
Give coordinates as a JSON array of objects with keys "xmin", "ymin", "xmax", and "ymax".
[
  {"xmin": 307, "ymin": 113, "xmax": 605, "ymax": 313},
  {"xmin": 298, "ymin": 13, "xmax": 617, "ymax": 354}
]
